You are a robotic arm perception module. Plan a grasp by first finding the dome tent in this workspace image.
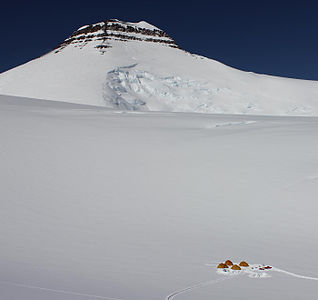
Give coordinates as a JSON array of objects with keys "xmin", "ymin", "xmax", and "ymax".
[
  {"xmin": 231, "ymin": 264, "xmax": 241, "ymax": 270},
  {"xmin": 239, "ymin": 261, "xmax": 249, "ymax": 267},
  {"xmin": 225, "ymin": 260, "xmax": 233, "ymax": 266}
]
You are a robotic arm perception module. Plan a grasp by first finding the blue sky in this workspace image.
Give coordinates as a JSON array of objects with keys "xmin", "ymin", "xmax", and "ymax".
[{"xmin": 1, "ymin": 0, "xmax": 318, "ymax": 79}]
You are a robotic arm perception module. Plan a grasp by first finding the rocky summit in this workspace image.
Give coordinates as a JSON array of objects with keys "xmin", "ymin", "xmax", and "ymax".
[{"xmin": 54, "ymin": 19, "xmax": 178, "ymax": 54}]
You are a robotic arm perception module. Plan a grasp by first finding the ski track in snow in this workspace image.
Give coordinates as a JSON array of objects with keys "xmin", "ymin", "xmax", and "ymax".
[
  {"xmin": 273, "ymin": 268, "xmax": 318, "ymax": 281},
  {"xmin": 165, "ymin": 277, "xmax": 230, "ymax": 300},
  {"xmin": 0, "ymin": 280, "xmax": 125, "ymax": 300}
]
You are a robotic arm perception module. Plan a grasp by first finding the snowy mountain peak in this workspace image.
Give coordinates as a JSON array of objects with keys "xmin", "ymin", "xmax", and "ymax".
[
  {"xmin": 54, "ymin": 19, "xmax": 178, "ymax": 53},
  {"xmin": 1, "ymin": 19, "xmax": 318, "ymax": 115}
]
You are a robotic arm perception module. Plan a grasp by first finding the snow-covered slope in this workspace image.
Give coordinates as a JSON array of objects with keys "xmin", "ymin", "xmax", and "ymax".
[
  {"xmin": 1, "ymin": 94, "xmax": 318, "ymax": 299},
  {"xmin": 1, "ymin": 19, "xmax": 318, "ymax": 115}
]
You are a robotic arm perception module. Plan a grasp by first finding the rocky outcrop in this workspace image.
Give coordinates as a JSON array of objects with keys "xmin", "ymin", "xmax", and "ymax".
[{"xmin": 54, "ymin": 19, "xmax": 178, "ymax": 53}]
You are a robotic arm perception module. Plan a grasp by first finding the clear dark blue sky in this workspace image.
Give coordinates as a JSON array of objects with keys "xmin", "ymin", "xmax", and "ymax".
[{"xmin": 1, "ymin": 0, "xmax": 318, "ymax": 80}]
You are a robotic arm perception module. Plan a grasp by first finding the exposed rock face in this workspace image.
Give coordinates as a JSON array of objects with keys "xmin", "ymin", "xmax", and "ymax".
[{"xmin": 55, "ymin": 19, "xmax": 178, "ymax": 53}]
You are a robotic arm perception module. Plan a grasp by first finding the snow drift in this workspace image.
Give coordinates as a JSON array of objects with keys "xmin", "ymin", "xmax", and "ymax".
[{"xmin": 0, "ymin": 19, "xmax": 318, "ymax": 115}]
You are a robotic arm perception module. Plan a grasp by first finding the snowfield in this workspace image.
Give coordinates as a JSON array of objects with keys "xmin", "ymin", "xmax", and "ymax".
[{"xmin": 1, "ymin": 94, "xmax": 318, "ymax": 299}]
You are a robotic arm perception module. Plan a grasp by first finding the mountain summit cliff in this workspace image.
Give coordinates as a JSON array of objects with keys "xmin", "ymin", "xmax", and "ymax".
[{"xmin": 55, "ymin": 19, "xmax": 178, "ymax": 53}]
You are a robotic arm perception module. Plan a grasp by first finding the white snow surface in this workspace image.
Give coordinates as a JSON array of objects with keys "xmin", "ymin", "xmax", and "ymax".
[
  {"xmin": 1, "ymin": 94, "xmax": 318, "ymax": 299},
  {"xmin": 1, "ymin": 26, "xmax": 318, "ymax": 115}
]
